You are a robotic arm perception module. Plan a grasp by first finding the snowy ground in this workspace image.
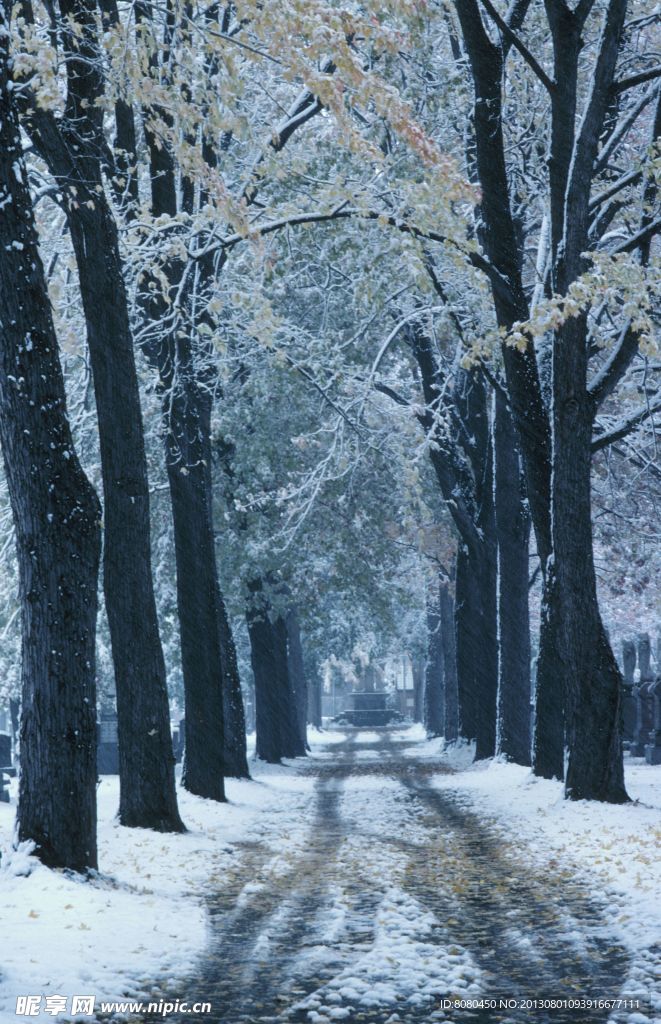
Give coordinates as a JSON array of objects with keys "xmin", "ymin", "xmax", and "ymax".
[
  {"xmin": 0, "ymin": 736, "xmax": 328, "ymax": 1023},
  {"xmin": 417, "ymin": 732, "xmax": 661, "ymax": 1022},
  {"xmin": 0, "ymin": 726, "xmax": 659, "ymax": 1024}
]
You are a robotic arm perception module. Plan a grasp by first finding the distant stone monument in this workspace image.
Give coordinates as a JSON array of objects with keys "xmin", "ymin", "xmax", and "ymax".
[{"xmin": 336, "ymin": 691, "xmax": 402, "ymax": 727}]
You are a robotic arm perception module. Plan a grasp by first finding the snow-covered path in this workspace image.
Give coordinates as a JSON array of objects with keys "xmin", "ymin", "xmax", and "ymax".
[{"xmin": 171, "ymin": 732, "xmax": 647, "ymax": 1024}]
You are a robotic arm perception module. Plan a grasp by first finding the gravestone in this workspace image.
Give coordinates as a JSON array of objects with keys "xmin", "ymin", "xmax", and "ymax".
[
  {"xmin": 638, "ymin": 633, "xmax": 653, "ymax": 683},
  {"xmin": 645, "ymin": 679, "xmax": 661, "ymax": 765},
  {"xmin": 622, "ymin": 639, "xmax": 636, "ymax": 685},
  {"xmin": 0, "ymin": 732, "xmax": 16, "ymax": 803},
  {"xmin": 172, "ymin": 717, "xmax": 185, "ymax": 764},
  {"xmin": 97, "ymin": 712, "xmax": 119, "ymax": 774},
  {"xmin": 632, "ymin": 682, "xmax": 655, "ymax": 757},
  {"xmin": 630, "ymin": 634, "xmax": 654, "ymax": 756},
  {"xmin": 645, "ymin": 634, "xmax": 661, "ymax": 764}
]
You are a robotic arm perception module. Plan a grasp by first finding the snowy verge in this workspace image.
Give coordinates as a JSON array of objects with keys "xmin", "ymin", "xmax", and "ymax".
[
  {"xmin": 0, "ymin": 743, "xmax": 325, "ymax": 1023},
  {"xmin": 429, "ymin": 754, "xmax": 661, "ymax": 1021}
]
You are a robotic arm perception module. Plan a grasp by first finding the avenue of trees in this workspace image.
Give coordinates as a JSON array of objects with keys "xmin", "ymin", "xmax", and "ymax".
[{"xmin": 0, "ymin": 0, "xmax": 658, "ymax": 870}]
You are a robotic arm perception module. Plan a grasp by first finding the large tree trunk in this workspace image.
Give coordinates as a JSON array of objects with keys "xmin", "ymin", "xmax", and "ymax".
[
  {"xmin": 286, "ymin": 609, "xmax": 309, "ymax": 752},
  {"xmin": 553, "ymin": 318, "xmax": 627, "ymax": 802},
  {"xmin": 166, "ymin": 386, "xmax": 224, "ymax": 800},
  {"xmin": 67, "ymin": 202, "xmax": 183, "ymax": 832},
  {"xmin": 493, "ymin": 393, "xmax": 531, "ymax": 765},
  {"xmin": 166, "ymin": 378, "xmax": 248, "ymax": 789},
  {"xmin": 440, "ymin": 580, "xmax": 459, "ymax": 743},
  {"xmin": 0, "ymin": 43, "xmax": 101, "ymax": 870},
  {"xmin": 424, "ymin": 584, "xmax": 444, "ymax": 738}
]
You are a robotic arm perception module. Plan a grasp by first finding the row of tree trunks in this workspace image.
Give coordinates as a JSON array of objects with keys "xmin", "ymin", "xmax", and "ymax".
[
  {"xmin": 422, "ymin": 389, "xmax": 531, "ymax": 765},
  {"xmin": 453, "ymin": 0, "xmax": 629, "ymax": 800},
  {"xmin": 21, "ymin": 0, "xmax": 184, "ymax": 833},
  {"xmin": 0, "ymin": 31, "xmax": 101, "ymax": 869},
  {"xmin": 100, "ymin": 0, "xmax": 249, "ymax": 792}
]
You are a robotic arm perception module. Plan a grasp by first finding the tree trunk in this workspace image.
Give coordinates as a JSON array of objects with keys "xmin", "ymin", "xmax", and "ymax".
[
  {"xmin": 166, "ymin": 378, "xmax": 248, "ymax": 789},
  {"xmin": 424, "ymin": 584, "xmax": 444, "ymax": 737},
  {"xmin": 247, "ymin": 603, "xmax": 282, "ymax": 764},
  {"xmin": 0, "ymin": 42, "xmax": 101, "ymax": 870},
  {"xmin": 307, "ymin": 665, "xmax": 323, "ymax": 729},
  {"xmin": 286, "ymin": 609, "xmax": 309, "ymax": 752},
  {"xmin": 553, "ymin": 319, "xmax": 627, "ymax": 801},
  {"xmin": 247, "ymin": 584, "xmax": 305, "ymax": 762},
  {"xmin": 22, "ymin": 4, "xmax": 184, "ymax": 831},
  {"xmin": 455, "ymin": 540, "xmax": 498, "ymax": 757},
  {"xmin": 274, "ymin": 615, "xmax": 306, "ymax": 758},
  {"xmin": 217, "ymin": 599, "xmax": 250, "ymax": 778},
  {"xmin": 532, "ymin": 571, "xmax": 566, "ymax": 779},
  {"xmin": 493, "ymin": 393, "xmax": 531, "ymax": 765},
  {"xmin": 166, "ymin": 386, "xmax": 224, "ymax": 800},
  {"xmin": 440, "ymin": 580, "xmax": 459, "ymax": 743},
  {"xmin": 66, "ymin": 201, "xmax": 183, "ymax": 832},
  {"xmin": 141, "ymin": 233, "xmax": 248, "ymax": 789}
]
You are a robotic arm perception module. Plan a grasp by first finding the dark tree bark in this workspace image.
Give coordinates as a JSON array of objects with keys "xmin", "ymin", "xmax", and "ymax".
[
  {"xmin": 424, "ymin": 584, "xmax": 444, "ymax": 738},
  {"xmin": 0, "ymin": 29, "xmax": 101, "ymax": 869},
  {"xmin": 440, "ymin": 579, "xmax": 459, "ymax": 742},
  {"xmin": 274, "ymin": 614, "xmax": 306, "ymax": 757},
  {"xmin": 286, "ymin": 609, "xmax": 309, "ymax": 752},
  {"xmin": 21, "ymin": 0, "xmax": 184, "ymax": 831},
  {"xmin": 410, "ymin": 327, "xmax": 499, "ymax": 759},
  {"xmin": 307, "ymin": 664, "xmax": 324, "ymax": 729},
  {"xmin": 166, "ymin": 388, "xmax": 224, "ymax": 799},
  {"xmin": 247, "ymin": 583, "xmax": 306, "ymax": 762},
  {"xmin": 129, "ymin": 3, "xmax": 248, "ymax": 788},
  {"xmin": 553, "ymin": 314, "xmax": 627, "ymax": 801},
  {"xmin": 493, "ymin": 392, "xmax": 531, "ymax": 765},
  {"xmin": 453, "ymin": 0, "xmax": 633, "ymax": 799},
  {"xmin": 218, "ymin": 599, "xmax": 250, "ymax": 778},
  {"xmin": 533, "ymin": 571, "xmax": 566, "ymax": 779},
  {"xmin": 455, "ymin": 539, "xmax": 498, "ymax": 758},
  {"xmin": 247, "ymin": 602, "xmax": 282, "ymax": 764}
]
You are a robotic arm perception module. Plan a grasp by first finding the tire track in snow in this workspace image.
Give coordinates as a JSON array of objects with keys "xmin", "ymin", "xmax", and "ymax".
[{"xmin": 158, "ymin": 731, "xmax": 634, "ymax": 1024}]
